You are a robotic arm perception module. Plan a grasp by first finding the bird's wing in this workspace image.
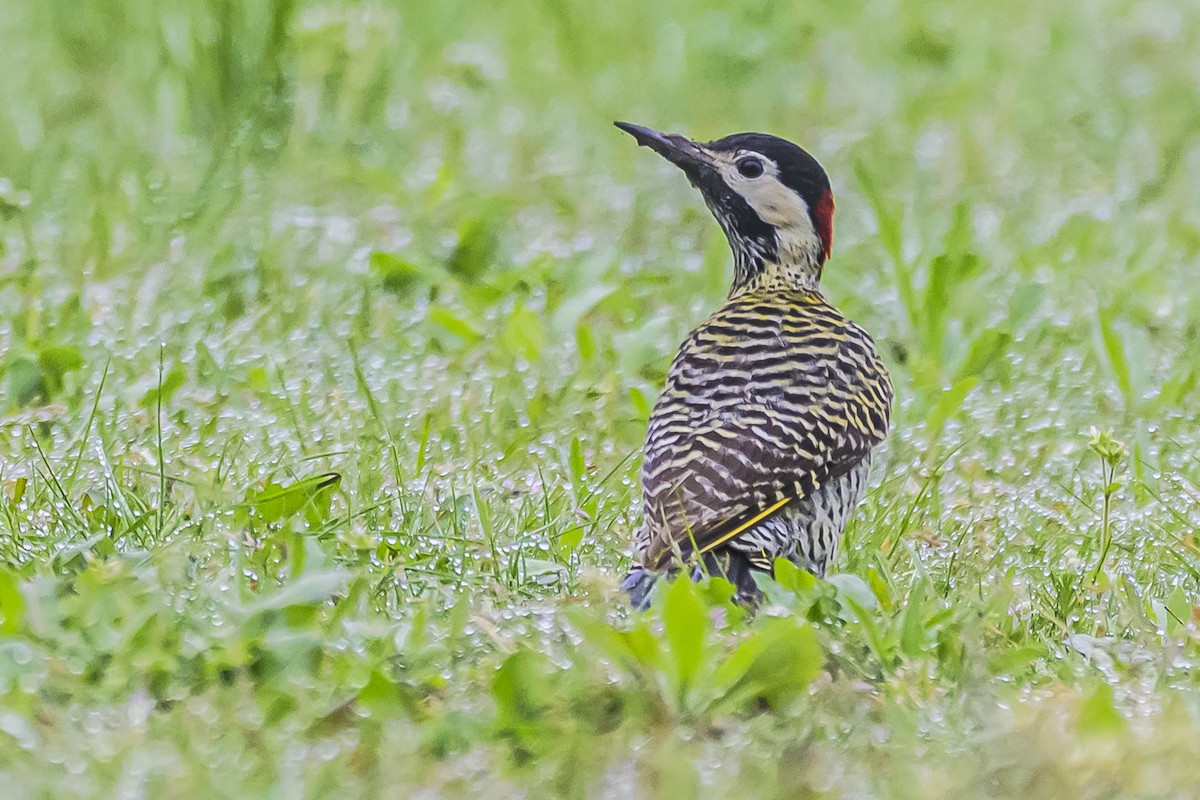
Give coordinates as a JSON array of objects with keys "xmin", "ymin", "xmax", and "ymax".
[{"xmin": 640, "ymin": 301, "xmax": 891, "ymax": 570}]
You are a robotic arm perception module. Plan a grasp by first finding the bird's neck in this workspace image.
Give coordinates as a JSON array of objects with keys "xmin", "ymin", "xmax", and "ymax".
[
  {"xmin": 729, "ymin": 248, "xmax": 824, "ymax": 297},
  {"xmin": 724, "ymin": 216, "xmax": 827, "ymax": 297}
]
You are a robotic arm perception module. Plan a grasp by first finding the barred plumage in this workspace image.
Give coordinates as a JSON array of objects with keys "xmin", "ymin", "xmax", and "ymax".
[{"xmin": 615, "ymin": 122, "xmax": 893, "ymax": 606}]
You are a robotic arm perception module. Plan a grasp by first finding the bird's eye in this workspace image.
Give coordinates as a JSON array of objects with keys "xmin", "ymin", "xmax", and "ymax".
[{"xmin": 736, "ymin": 157, "xmax": 764, "ymax": 178}]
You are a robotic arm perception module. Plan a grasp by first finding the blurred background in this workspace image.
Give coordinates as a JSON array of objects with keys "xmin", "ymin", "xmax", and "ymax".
[
  {"xmin": 3, "ymin": 0, "xmax": 1198, "ymax": 443},
  {"xmin": 3, "ymin": 0, "xmax": 1200, "ymax": 797}
]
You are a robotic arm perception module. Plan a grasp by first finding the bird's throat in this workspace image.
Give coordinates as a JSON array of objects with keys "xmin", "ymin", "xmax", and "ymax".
[{"xmin": 730, "ymin": 245, "xmax": 824, "ymax": 297}]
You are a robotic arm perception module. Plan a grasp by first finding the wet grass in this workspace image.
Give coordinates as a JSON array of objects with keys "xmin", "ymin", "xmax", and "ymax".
[{"xmin": 2, "ymin": 0, "xmax": 1200, "ymax": 797}]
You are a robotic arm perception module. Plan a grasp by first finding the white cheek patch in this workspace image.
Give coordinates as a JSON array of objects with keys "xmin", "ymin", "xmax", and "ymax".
[
  {"xmin": 718, "ymin": 157, "xmax": 823, "ymax": 261},
  {"xmin": 738, "ymin": 178, "xmax": 813, "ymax": 229}
]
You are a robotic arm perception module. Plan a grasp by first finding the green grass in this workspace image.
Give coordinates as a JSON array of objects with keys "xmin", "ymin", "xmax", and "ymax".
[{"xmin": 2, "ymin": 0, "xmax": 1200, "ymax": 796}]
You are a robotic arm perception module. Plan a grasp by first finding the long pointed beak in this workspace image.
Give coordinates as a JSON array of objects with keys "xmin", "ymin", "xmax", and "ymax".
[{"xmin": 614, "ymin": 121, "xmax": 714, "ymax": 176}]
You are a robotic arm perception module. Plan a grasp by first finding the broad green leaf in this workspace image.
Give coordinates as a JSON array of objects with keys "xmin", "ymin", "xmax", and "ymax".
[
  {"xmin": 237, "ymin": 472, "xmax": 341, "ymax": 525},
  {"xmin": 942, "ymin": 201, "xmax": 977, "ymax": 262},
  {"xmin": 1008, "ymin": 279, "xmax": 1044, "ymax": 326},
  {"xmin": 988, "ymin": 645, "xmax": 1043, "ymax": 677},
  {"xmin": 572, "ymin": 613, "xmax": 662, "ymax": 673},
  {"xmin": 522, "ymin": 558, "xmax": 567, "ymax": 583},
  {"xmin": 551, "ymin": 283, "xmax": 617, "ymax": 334},
  {"xmin": 696, "ymin": 576, "xmax": 740, "ymax": 618},
  {"xmin": 51, "ymin": 533, "xmax": 108, "ymax": 574},
  {"xmin": 139, "ymin": 366, "xmax": 187, "ymax": 410},
  {"xmin": 866, "ymin": 567, "xmax": 893, "ymax": 611},
  {"xmin": 711, "ymin": 617, "xmax": 822, "ymax": 711},
  {"xmin": 446, "ymin": 214, "xmax": 500, "ymax": 282},
  {"xmin": 575, "ymin": 322, "xmax": 597, "ymax": 363},
  {"xmin": 923, "ymin": 253, "xmax": 953, "ymax": 351},
  {"xmin": 492, "ymin": 650, "xmax": 549, "ymax": 724},
  {"xmin": 568, "ymin": 437, "xmax": 586, "ymax": 486},
  {"xmin": 6, "ymin": 356, "xmax": 44, "ymax": 407},
  {"xmin": 370, "ymin": 251, "xmax": 430, "ymax": 293},
  {"xmin": 501, "ymin": 305, "xmax": 544, "ymax": 361},
  {"xmin": 447, "ymin": 591, "xmax": 471, "ymax": 644},
  {"xmin": 554, "ymin": 526, "xmax": 584, "ymax": 556},
  {"xmin": 356, "ymin": 667, "xmax": 405, "ymax": 715},
  {"xmin": 1095, "ymin": 307, "xmax": 1132, "ymax": 402},
  {"xmin": 429, "ymin": 307, "xmax": 481, "ymax": 344},
  {"xmin": 0, "ymin": 569, "xmax": 24, "ymax": 635},
  {"xmin": 37, "ymin": 345, "xmax": 84, "ymax": 398},
  {"xmin": 827, "ymin": 573, "xmax": 878, "ymax": 611},
  {"xmin": 627, "ymin": 386, "xmax": 652, "ymax": 420},
  {"xmin": 1166, "ymin": 585, "xmax": 1190, "ymax": 633},
  {"xmin": 1077, "ymin": 683, "xmax": 1127, "ymax": 738},
  {"xmin": 663, "ymin": 576, "xmax": 707, "ymax": 699},
  {"xmin": 774, "ymin": 558, "xmax": 818, "ymax": 594},
  {"xmin": 241, "ymin": 569, "xmax": 349, "ymax": 616},
  {"xmin": 954, "ymin": 328, "xmax": 1012, "ymax": 384},
  {"xmin": 925, "ymin": 376, "xmax": 978, "ymax": 440},
  {"xmin": 899, "ymin": 578, "xmax": 928, "ymax": 659}
]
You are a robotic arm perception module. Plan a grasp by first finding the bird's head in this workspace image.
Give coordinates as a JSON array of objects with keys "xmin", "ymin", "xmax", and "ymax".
[{"xmin": 615, "ymin": 122, "xmax": 834, "ymax": 294}]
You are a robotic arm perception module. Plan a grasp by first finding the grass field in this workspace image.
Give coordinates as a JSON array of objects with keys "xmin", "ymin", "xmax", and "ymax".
[{"xmin": 2, "ymin": 0, "xmax": 1200, "ymax": 796}]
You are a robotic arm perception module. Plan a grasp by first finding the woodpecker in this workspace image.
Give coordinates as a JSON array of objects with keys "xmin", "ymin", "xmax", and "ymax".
[{"xmin": 615, "ymin": 121, "xmax": 892, "ymax": 607}]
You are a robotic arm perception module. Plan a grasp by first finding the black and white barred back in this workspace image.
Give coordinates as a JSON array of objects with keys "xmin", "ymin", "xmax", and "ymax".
[{"xmin": 625, "ymin": 289, "xmax": 891, "ymax": 606}]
